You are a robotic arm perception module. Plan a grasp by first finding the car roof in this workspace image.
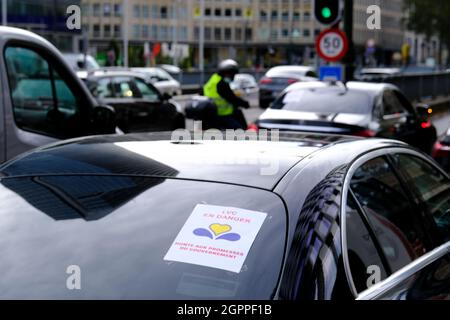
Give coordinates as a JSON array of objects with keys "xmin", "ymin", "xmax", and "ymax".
[
  {"xmin": 0, "ymin": 133, "xmax": 367, "ymax": 191},
  {"xmin": 132, "ymin": 67, "xmax": 161, "ymax": 73},
  {"xmin": 283, "ymin": 81, "xmax": 396, "ymax": 97},
  {"xmin": 346, "ymin": 81, "xmax": 398, "ymax": 93},
  {"xmin": 284, "ymin": 81, "xmax": 331, "ymax": 92},
  {"xmin": 266, "ymin": 66, "xmax": 316, "ymax": 78},
  {"xmin": 156, "ymin": 64, "xmax": 182, "ymax": 74},
  {"xmin": 234, "ymin": 73, "xmax": 256, "ymax": 80},
  {"xmin": 268, "ymin": 65, "xmax": 315, "ymax": 72},
  {"xmin": 62, "ymin": 53, "xmax": 94, "ymax": 59},
  {"xmin": 132, "ymin": 67, "xmax": 170, "ymax": 75},
  {"xmin": 0, "ymin": 26, "xmax": 52, "ymax": 45},
  {"xmin": 81, "ymin": 69, "xmax": 149, "ymax": 81}
]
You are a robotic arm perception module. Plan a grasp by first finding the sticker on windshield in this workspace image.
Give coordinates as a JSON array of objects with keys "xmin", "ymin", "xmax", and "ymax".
[{"xmin": 164, "ymin": 204, "xmax": 267, "ymax": 273}]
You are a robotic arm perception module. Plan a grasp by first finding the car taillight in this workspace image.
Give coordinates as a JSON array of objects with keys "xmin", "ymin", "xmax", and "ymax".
[
  {"xmin": 259, "ymin": 77, "xmax": 272, "ymax": 85},
  {"xmin": 433, "ymin": 141, "xmax": 450, "ymax": 158},
  {"xmin": 247, "ymin": 123, "xmax": 259, "ymax": 132},
  {"xmin": 354, "ymin": 129, "xmax": 376, "ymax": 138},
  {"xmin": 421, "ymin": 120, "xmax": 432, "ymax": 129},
  {"xmin": 287, "ymin": 79, "xmax": 298, "ymax": 84}
]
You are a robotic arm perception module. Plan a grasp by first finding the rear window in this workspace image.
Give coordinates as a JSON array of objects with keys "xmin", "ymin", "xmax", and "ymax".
[
  {"xmin": 0, "ymin": 177, "xmax": 286, "ymax": 299},
  {"xmin": 271, "ymin": 88, "xmax": 373, "ymax": 114}
]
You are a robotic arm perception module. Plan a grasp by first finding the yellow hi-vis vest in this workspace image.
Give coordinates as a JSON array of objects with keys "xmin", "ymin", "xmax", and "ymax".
[{"xmin": 203, "ymin": 73, "xmax": 234, "ymax": 116}]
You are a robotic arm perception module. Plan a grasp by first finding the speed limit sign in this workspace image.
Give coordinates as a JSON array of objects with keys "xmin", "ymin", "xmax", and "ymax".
[{"xmin": 316, "ymin": 28, "xmax": 349, "ymax": 62}]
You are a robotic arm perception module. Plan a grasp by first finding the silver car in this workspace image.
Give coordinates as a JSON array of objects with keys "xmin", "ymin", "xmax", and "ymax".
[
  {"xmin": 132, "ymin": 67, "xmax": 182, "ymax": 97},
  {"xmin": 231, "ymin": 73, "xmax": 260, "ymax": 108}
]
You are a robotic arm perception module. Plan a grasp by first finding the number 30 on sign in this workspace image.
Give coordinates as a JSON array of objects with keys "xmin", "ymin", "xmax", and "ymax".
[{"xmin": 316, "ymin": 28, "xmax": 349, "ymax": 62}]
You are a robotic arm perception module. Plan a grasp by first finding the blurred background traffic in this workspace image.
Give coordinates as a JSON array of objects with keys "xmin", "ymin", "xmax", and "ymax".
[{"xmin": 0, "ymin": 0, "xmax": 449, "ymax": 171}]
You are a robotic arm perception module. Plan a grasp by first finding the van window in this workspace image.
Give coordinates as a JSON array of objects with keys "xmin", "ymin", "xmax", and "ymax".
[{"xmin": 4, "ymin": 46, "xmax": 82, "ymax": 139}]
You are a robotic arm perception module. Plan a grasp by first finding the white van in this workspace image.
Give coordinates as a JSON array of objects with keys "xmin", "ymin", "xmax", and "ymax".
[{"xmin": 0, "ymin": 27, "xmax": 116, "ymax": 162}]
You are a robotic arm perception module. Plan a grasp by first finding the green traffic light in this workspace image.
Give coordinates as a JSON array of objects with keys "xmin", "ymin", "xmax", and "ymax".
[{"xmin": 322, "ymin": 7, "xmax": 332, "ymax": 19}]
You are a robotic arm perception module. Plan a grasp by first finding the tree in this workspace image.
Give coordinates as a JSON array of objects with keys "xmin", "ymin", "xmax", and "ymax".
[{"xmin": 404, "ymin": 0, "xmax": 450, "ymax": 65}]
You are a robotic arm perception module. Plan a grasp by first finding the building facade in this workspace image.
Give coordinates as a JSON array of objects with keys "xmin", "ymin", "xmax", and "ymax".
[
  {"xmin": 81, "ymin": 0, "xmax": 410, "ymax": 68},
  {"xmin": 353, "ymin": 0, "xmax": 406, "ymax": 66},
  {"xmin": 0, "ymin": 0, "xmax": 81, "ymax": 51}
]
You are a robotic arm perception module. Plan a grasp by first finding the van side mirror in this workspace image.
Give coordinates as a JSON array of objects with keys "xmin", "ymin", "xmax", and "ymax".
[{"xmin": 92, "ymin": 105, "xmax": 116, "ymax": 134}]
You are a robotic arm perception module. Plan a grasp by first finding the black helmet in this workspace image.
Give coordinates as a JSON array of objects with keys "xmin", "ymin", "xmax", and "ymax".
[{"xmin": 218, "ymin": 59, "xmax": 239, "ymax": 75}]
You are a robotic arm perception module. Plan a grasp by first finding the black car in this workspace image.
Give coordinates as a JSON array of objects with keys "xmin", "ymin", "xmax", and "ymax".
[
  {"xmin": 0, "ymin": 133, "xmax": 448, "ymax": 299},
  {"xmin": 79, "ymin": 70, "xmax": 185, "ymax": 133},
  {"xmin": 259, "ymin": 66, "xmax": 318, "ymax": 108},
  {"xmin": 256, "ymin": 81, "xmax": 438, "ymax": 154}
]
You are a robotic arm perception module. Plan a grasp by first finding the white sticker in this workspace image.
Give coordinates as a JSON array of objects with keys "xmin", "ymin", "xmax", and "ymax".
[{"xmin": 164, "ymin": 204, "xmax": 267, "ymax": 273}]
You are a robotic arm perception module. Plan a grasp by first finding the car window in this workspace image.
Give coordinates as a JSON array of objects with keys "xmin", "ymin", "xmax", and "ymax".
[
  {"xmin": 383, "ymin": 90, "xmax": 409, "ymax": 116},
  {"xmin": 53, "ymin": 69, "xmax": 77, "ymax": 116},
  {"xmin": 113, "ymin": 77, "xmax": 141, "ymax": 98},
  {"xmin": 4, "ymin": 46, "xmax": 81, "ymax": 138},
  {"xmin": 135, "ymin": 78, "xmax": 160, "ymax": 102},
  {"xmin": 89, "ymin": 78, "xmax": 114, "ymax": 98},
  {"xmin": 375, "ymin": 252, "xmax": 450, "ymax": 300},
  {"xmin": 346, "ymin": 194, "xmax": 388, "ymax": 293},
  {"xmin": 350, "ymin": 157, "xmax": 430, "ymax": 273},
  {"xmin": 271, "ymin": 88, "xmax": 373, "ymax": 114},
  {"xmin": 392, "ymin": 91, "xmax": 414, "ymax": 114},
  {"xmin": 393, "ymin": 154, "xmax": 450, "ymax": 243}
]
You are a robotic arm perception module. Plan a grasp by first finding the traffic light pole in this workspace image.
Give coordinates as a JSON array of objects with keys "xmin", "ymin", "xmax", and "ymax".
[{"xmin": 343, "ymin": 0, "xmax": 354, "ymax": 82}]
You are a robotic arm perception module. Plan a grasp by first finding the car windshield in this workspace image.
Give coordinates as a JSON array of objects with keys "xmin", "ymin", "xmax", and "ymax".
[
  {"xmin": 0, "ymin": 177, "xmax": 286, "ymax": 299},
  {"xmin": 271, "ymin": 88, "xmax": 373, "ymax": 114}
]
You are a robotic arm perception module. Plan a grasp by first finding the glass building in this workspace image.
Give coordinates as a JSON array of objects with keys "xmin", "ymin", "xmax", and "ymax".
[{"xmin": 0, "ymin": 0, "xmax": 82, "ymax": 51}]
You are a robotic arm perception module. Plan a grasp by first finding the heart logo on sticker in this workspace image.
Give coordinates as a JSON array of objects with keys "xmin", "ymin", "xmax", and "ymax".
[
  {"xmin": 209, "ymin": 224, "xmax": 232, "ymax": 236},
  {"xmin": 193, "ymin": 224, "xmax": 241, "ymax": 241}
]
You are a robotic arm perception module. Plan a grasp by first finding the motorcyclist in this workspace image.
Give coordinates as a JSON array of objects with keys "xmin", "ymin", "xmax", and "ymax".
[{"xmin": 203, "ymin": 59, "xmax": 250, "ymax": 129}]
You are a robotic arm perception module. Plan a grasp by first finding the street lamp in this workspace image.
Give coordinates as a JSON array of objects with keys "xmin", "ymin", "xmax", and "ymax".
[
  {"xmin": 172, "ymin": 0, "xmax": 181, "ymax": 67},
  {"xmin": 123, "ymin": 0, "xmax": 129, "ymax": 67},
  {"xmin": 2, "ymin": 0, "xmax": 7, "ymax": 26},
  {"xmin": 199, "ymin": 0, "xmax": 205, "ymax": 85}
]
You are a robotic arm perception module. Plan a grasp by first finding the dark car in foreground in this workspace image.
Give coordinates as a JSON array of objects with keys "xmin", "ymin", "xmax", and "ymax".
[
  {"xmin": 259, "ymin": 66, "xmax": 318, "ymax": 108},
  {"xmin": 433, "ymin": 125, "xmax": 450, "ymax": 172},
  {"xmin": 79, "ymin": 70, "xmax": 185, "ymax": 133},
  {"xmin": 0, "ymin": 133, "xmax": 448, "ymax": 299},
  {"xmin": 256, "ymin": 81, "xmax": 437, "ymax": 154}
]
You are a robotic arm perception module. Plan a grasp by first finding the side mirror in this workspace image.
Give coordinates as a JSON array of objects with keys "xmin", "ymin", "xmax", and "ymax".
[
  {"xmin": 77, "ymin": 60, "xmax": 86, "ymax": 69},
  {"xmin": 161, "ymin": 92, "xmax": 172, "ymax": 101},
  {"xmin": 92, "ymin": 105, "xmax": 116, "ymax": 134},
  {"xmin": 416, "ymin": 103, "xmax": 433, "ymax": 117}
]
